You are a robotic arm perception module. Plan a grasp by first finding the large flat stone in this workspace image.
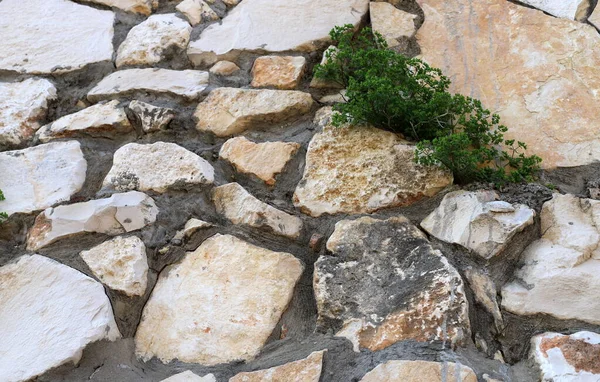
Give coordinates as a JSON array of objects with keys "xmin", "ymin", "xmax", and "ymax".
[
  {"xmin": 187, "ymin": 0, "xmax": 369, "ymax": 66},
  {"xmin": 0, "ymin": 141, "xmax": 87, "ymax": 216},
  {"xmin": 0, "ymin": 0, "xmax": 114, "ymax": 74},
  {"xmin": 229, "ymin": 350, "xmax": 325, "ymax": 382},
  {"xmin": 359, "ymin": 360, "xmax": 477, "ymax": 382},
  {"xmin": 0, "ymin": 255, "xmax": 120, "ymax": 382},
  {"xmin": 135, "ymin": 234, "xmax": 303, "ymax": 365},
  {"xmin": 416, "ymin": 0, "xmax": 600, "ymax": 168}
]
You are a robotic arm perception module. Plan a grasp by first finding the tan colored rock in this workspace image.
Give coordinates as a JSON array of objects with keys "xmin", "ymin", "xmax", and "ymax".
[
  {"xmin": 172, "ymin": 218, "xmax": 213, "ymax": 242},
  {"xmin": 82, "ymin": 0, "xmax": 158, "ymax": 15},
  {"xmin": 128, "ymin": 100, "xmax": 175, "ymax": 133},
  {"xmin": 219, "ymin": 136, "xmax": 300, "ymax": 185},
  {"xmin": 209, "ymin": 61, "xmax": 240, "ymax": 76},
  {"xmin": 370, "ymin": 2, "xmax": 416, "ymax": 48},
  {"xmin": 194, "ymin": 88, "xmax": 313, "ymax": 137},
  {"xmin": 465, "ymin": 268, "xmax": 503, "ymax": 331},
  {"xmin": 589, "ymin": 5, "xmax": 600, "ymax": 28},
  {"xmin": 177, "ymin": 0, "xmax": 219, "ymax": 25},
  {"xmin": 222, "ymin": 0, "xmax": 239, "ymax": 6},
  {"xmin": 518, "ymin": 0, "xmax": 590, "ymax": 20},
  {"xmin": 162, "ymin": 371, "xmax": 216, "ymax": 382},
  {"xmin": 251, "ymin": 56, "xmax": 307, "ymax": 90},
  {"xmin": 213, "ymin": 183, "xmax": 302, "ymax": 238},
  {"xmin": 229, "ymin": 350, "xmax": 325, "ymax": 382},
  {"xmin": 135, "ymin": 234, "xmax": 304, "ymax": 365},
  {"xmin": 359, "ymin": 360, "xmax": 477, "ymax": 382},
  {"xmin": 416, "ymin": 0, "xmax": 600, "ymax": 169}
]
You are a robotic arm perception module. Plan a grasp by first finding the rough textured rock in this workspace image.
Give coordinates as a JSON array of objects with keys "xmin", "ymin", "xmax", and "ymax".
[
  {"xmin": 229, "ymin": 350, "xmax": 325, "ymax": 382},
  {"xmin": 421, "ymin": 191, "xmax": 535, "ymax": 260},
  {"xmin": 102, "ymin": 142, "xmax": 214, "ymax": 193},
  {"xmin": 176, "ymin": 0, "xmax": 219, "ymax": 25},
  {"xmin": 293, "ymin": 112, "xmax": 453, "ymax": 216},
  {"xmin": 465, "ymin": 268, "xmax": 503, "ymax": 331},
  {"xmin": 209, "ymin": 61, "xmax": 240, "ymax": 75},
  {"xmin": 116, "ymin": 14, "xmax": 191, "ymax": 68},
  {"xmin": 0, "ymin": 78, "xmax": 57, "ymax": 146},
  {"xmin": 416, "ymin": 0, "xmax": 600, "ymax": 168},
  {"xmin": 0, "ymin": 255, "xmax": 120, "ymax": 382},
  {"xmin": 82, "ymin": 0, "xmax": 157, "ymax": 15},
  {"xmin": 518, "ymin": 0, "xmax": 590, "ymax": 20},
  {"xmin": 172, "ymin": 218, "xmax": 213, "ymax": 242},
  {"xmin": 187, "ymin": 0, "xmax": 369, "ymax": 66},
  {"xmin": 219, "ymin": 136, "xmax": 300, "ymax": 185},
  {"xmin": 213, "ymin": 183, "xmax": 303, "ymax": 239},
  {"xmin": 194, "ymin": 88, "xmax": 313, "ymax": 137},
  {"xmin": 251, "ymin": 56, "xmax": 307, "ymax": 90},
  {"xmin": 162, "ymin": 371, "xmax": 216, "ymax": 382},
  {"xmin": 128, "ymin": 100, "xmax": 175, "ymax": 133},
  {"xmin": 0, "ymin": 141, "xmax": 86, "ymax": 216},
  {"xmin": 316, "ymin": 217, "xmax": 470, "ymax": 352},
  {"xmin": 531, "ymin": 331, "xmax": 600, "ymax": 381},
  {"xmin": 359, "ymin": 360, "xmax": 477, "ymax": 382},
  {"xmin": 27, "ymin": 191, "xmax": 158, "ymax": 251},
  {"xmin": 80, "ymin": 236, "xmax": 148, "ymax": 297},
  {"xmin": 36, "ymin": 100, "xmax": 132, "ymax": 142},
  {"xmin": 88, "ymin": 69, "xmax": 209, "ymax": 102},
  {"xmin": 369, "ymin": 2, "xmax": 416, "ymax": 48},
  {"xmin": 502, "ymin": 193, "xmax": 600, "ymax": 324},
  {"xmin": 589, "ymin": 5, "xmax": 600, "ymax": 28},
  {"xmin": 135, "ymin": 234, "xmax": 304, "ymax": 365},
  {"xmin": 0, "ymin": 0, "xmax": 114, "ymax": 74}
]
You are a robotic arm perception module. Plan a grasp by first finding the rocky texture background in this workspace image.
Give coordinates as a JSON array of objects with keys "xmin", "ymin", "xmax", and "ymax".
[{"xmin": 1, "ymin": 0, "xmax": 600, "ymax": 381}]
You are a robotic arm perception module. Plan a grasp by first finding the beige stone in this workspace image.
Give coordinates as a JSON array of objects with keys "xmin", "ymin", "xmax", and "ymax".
[
  {"xmin": 518, "ymin": 0, "xmax": 590, "ymax": 20},
  {"xmin": 465, "ymin": 268, "xmax": 503, "ymax": 331},
  {"xmin": 135, "ymin": 234, "xmax": 304, "ymax": 365},
  {"xmin": 209, "ymin": 61, "xmax": 240, "ymax": 76},
  {"xmin": 370, "ymin": 2, "xmax": 416, "ymax": 48},
  {"xmin": 83, "ymin": 0, "xmax": 157, "ymax": 15},
  {"xmin": 416, "ymin": 0, "xmax": 600, "ymax": 169},
  {"xmin": 251, "ymin": 56, "xmax": 307, "ymax": 90},
  {"xmin": 194, "ymin": 88, "xmax": 313, "ymax": 137},
  {"xmin": 172, "ymin": 218, "xmax": 213, "ymax": 242},
  {"xmin": 176, "ymin": 0, "xmax": 219, "ymax": 25},
  {"xmin": 229, "ymin": 350, "xmax": 325, "ymax": 382},
  {"xmin": 359, "ymin": 360, "xmax": 477, "ymax": 382},
  {"xmin": 589, "ymin": 5, "xmax": 600, "ymax": 28},
  {"xmin": 219, "ymin": 136, "xmax": 300, "ymax": 185},
  {"xmin": 222, "ymin": 0, "xmax": 239, "ymax": 5}
]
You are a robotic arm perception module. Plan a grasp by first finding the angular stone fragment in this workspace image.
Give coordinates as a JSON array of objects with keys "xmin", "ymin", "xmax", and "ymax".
[
  {"xmin": 416, "ymin": 0, "xmax": 600, "ymax": 168},
  {"xmin": 194, "ymin": 88, "xmax": 313, "ymax": 137},
  {"xmin": 83, "ymin": 0, "xmax": 158, "ymax": 15},
  {"xmin": 0, "ymin": 78, "xmax": 57, "ymax": 146},
  {"xmin": 177, "ymin": 0, "xmax": 219, "ymax": 25},
  {"xmin": 209, "ymin": 61, "xmax": 240, "ymax": 76},
  {"xmin": 293, "ymin": 111, "xmax": 453, "ymax": 216},
  {"xmin": 27, "ymin": 191, "xmax": 158, "ymax": 251},
  {"xmin": 370, "ymin": 2, "xmax": 417, "ymax": 48},
  {"xmin": 589, "ymin": 5, "xmax": 600, "ymax": 28},
  {"xmin": 316, "ymin": 217, "xmax": 470, "ymax": 351},
  {"xmin": 80, "ymin": 236, "xmax": 149, "ymax": 297},
  {"xmin": 251, "ymin": 56, "xmax": 307, "ymax": 90},
  {"xmin": 359, "ymin": 360, "xmax": 477, "ymax": 382},
  {"xmin": 36, "ymin": 100, "xmax": 132, "ymax": 142},
  {"xmin": 128, "ymin": 100, "xmax": 175, "ymax": 133},
  {"xmin": 0, "ymin": 0, "xmax": 114, "ymax": 74},
  {"xmin": 421, "ymin": 191, "xmax": 535, "ymax": 259},
  {"xmin": 102, "ymin": 142, "xmax": 214, "ymax": 193},
  {"xmin": 0, "ymin": 255, "xmax": 120, "ymax": 382},
  {"xmin": 219, "ymin": 136, "xmax": 300, "ymax": 185},
  {"xmin": 187, "ymin": 0, "xmax": 369, "ymax": 66},
  {"xmin": 135, "ymin": 234, "xmax": 304, "ymax": 365},
  {"xmin": 116, "ymin": 14, "xmax": 192, "ymax": 68},
  {"xmin": 172, "ymin": 218, "xmax": 213, "ymax": 242},
  {"xmin": 531, "ymin": 331, "xmax": 600, "ymax": 381},
  {"xmin": 518, "ymin": 0, "xmax": 590, "ymax": 20},
  {"xmin": 162, "ymin": 371, "xmax": 216, "ymax": 382},
  {"xmin": 229, "ymin": 350, "xmax": 325, "ymax": 382},
  {"xmin": 88, "ymin": 69, "xmax": 209, "ymax": 102},
  {"xmin": 502, "ymin": 194, "xmax": 600, "ymax": 324},
  {"xmin": 0, "ymin": 141, "xmax": 86, "ymax": 216},
  {"xmin": 213, "ymin": 183, "xmax": 302, "ymax": 238},
  {"xmin": 222, "ymin": 0, "xmax": 239, "ymax": 6},
  {"xmin": 465, "ymin": 268, "xmax": 503, "ymax": 331}
]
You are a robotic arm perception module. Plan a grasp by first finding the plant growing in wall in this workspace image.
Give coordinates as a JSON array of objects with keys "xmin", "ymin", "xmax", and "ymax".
[{"xmin": 0, "ymin": 189, "xmax": 8, "ymax": 223}]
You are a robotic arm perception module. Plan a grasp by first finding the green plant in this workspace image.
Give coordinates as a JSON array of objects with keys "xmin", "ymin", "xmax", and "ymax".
[
  {"xmin": 314, "ymin": 25, "xmax": 541, "ymax": 185},
  {"xmin": 0, "ymin": 189, "xmax": 7, "ymax": 223}
]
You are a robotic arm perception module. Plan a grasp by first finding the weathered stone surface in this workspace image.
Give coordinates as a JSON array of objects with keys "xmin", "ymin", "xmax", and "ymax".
[
  {"xmin": 187, "ymin": 0, "xmax": 369, "ymax": 66},
  {"xmin": 465, "ymin": 268, "xmax": 503, "ymax": 331},
  {"xmin": 176, "ymin": 0, "xmax": 219, "ymax": 25},
  {"xmin": 219, "ymin": 136, "xmax": 300, "ymax": 185},
  {"xmin": 0, "ymin": 141, "xmax": 86, "ymax": 217},
  {"xmin": 116, "ymin": 14, "xmax": 191, "ymax": 68},
  {"xmin": 518, "ymin": 0, "xmax": 590, "ymax": 20},
  {"xmin": 293, "ymin": 111, "xmax": 453, "ymax": 216},
  {"xmin": 194, "ymin": 88, "xmax": 313, "ymax": 137},
  {"xmin": 0, "ymin": 78, "xmax": 57, "ymax": 146},
  {"xmin": 102, "ymin": 142, "xmax": 214, "ymax": 193},
  {"xmin": 316, "ymin": 217, "xmax": 470, "ymax": 352},
  {"xmin": 172, "ymin": 218, "xmax": 213, "ymax": 242},
  {"xmin": 209, "ymin": 61, "xmax": 240, "ymax": 76},
  {"xmin": 502, "ymin": 194, "xmax": 600, "ymax": 324},
  {"xmin": 416, "ymin": 0, "xmax": 600, "ymax": 168},
  {"xmin": 128, "ymin": 100, "xmax": 175, "ymax": 133},
  {"xmin": 135, "ymin": 234, "xmax": 304, "ymax": 365},
  {"xmin": 80, "ymin": 236, "xmax": 148, "ymax": 297},
  {"xmin": 213, "ymin": 183, "xmax": 302, "ymax": 238},
  {"xmin": 82, "ymin": 0, "xmax": 157, "ymax": 15},
  {"xmin": 88, "ymin": 69, "xmax": 209, "ymax": 102},
  {"xmin": 359, "ymin": 360, "xmax": 477, "ymax": 382},
  {"xmin": 27, "ymin": 191, "xmax": 158, "ymax": 251},
  {"xmin": 0, "ymin": 255, "xmax": 120, "ymax": 382},
  {"xmin": 0, "ymin": 0, "xmax": 114, "ymax": 74},
  {"xmin": 162, "ymin": 371, "xmax": 216, "ymax": 382},
  {"xmin": 36, "ymin": 100, "xmax": 132, "ymax": 142},
  {"xmin": 370, "ymin": 2, "xmax": 416, "ymax": 48},
  {"xmin": 531, "ymin": 331, "xmax": 600, "ymax": 381},
  {"xmin": 589, "ymin": 5, "xmax": 600, "ymax": 28},
  {"xmin": 421, "ymin": 191, "xmax": 535, "ymax": 260},
  {"xmin": 251, "ymin": 56, "xmax": 307, "ymax": 90},
  {"xmin": 229, "ymin": 350, "xmax": 325, "ymax": 382}
]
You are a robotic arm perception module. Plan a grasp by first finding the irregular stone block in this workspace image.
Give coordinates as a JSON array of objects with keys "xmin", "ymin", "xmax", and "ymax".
[
  {"xmin": 128, "ymin": 100, "xmax": 175, "ymax": 133},
  {"xmin": 82, "ymin": 0, "xmax": 158, "ymax": 15},
  {"xmin": 172, "ymin": 218, "xmax": 213, "ymax": 242},
  {"xmin": 370, "ymin": 2, "xmax": 416, "ymax": 48},
  {"xmin": 161, "ymin": 371, "xmax": 216, "ymax": 382},
  {"xmin": 359, "ymin": 360, "xmax": 477, "ymax": 382},
  {"xmin": 229, "ymin": 350, "xmax": 325, "ymax": 382},
  {"xmin": 209, "ymin": 61, "xmax": 240, "ymax": 76},
  {"xmin": 465, "ymin": 268, "xmax": 503, "ymax": 331},
  {"xmin": 176, "ymin": 0, "xmax": 219, "ymax": 26},
  {"xmin": 518, "ymin": 0, "xmax": 590, "ymax": 20},
  {"xmin": 251, "ymin": 56, "xmax": 307, "ymax": 90}
]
